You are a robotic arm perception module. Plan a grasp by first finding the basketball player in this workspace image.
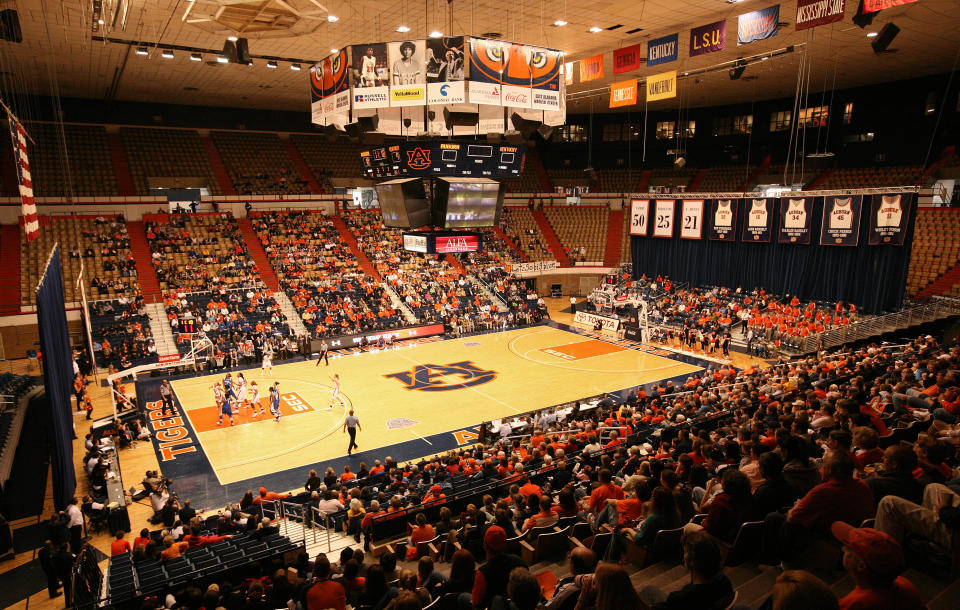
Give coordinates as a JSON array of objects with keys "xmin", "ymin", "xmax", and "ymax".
[
  {"xmin": 217, "ymin": 393, "xmax": 235, "ymax": 426},
  {"xmin": 236, "ymin": 372, "xmax": 248, "ymax": 411},
  {"xmin": 315, "ymin": 340, "xmax": 329, "ymax": 366},
  {"xmin": 223, "ymin": 373, "xmax": 236, "ymax": 403},
  {"xmin": 261, "ymin": 348, "xmax": 273, "ymax": 376},
  {"xmin": 344, "ymin": 409, "xmax": 361, "ymax": 456},
  {"xmin": 360, "ymin": 47, "xmax": 378, "ymax": 87},
  {"xmin": 250, "ymin": 380, "xmax": 263, "ymax": 418},
  {"xmin": 269, "ymin": 384, "xmax": 281, "ymax": 422},
  {"xmin": 212, "ymin": 381, "xmax": 224, "ymax": 413},
  {"xmin": 328, "ymin": 374, "xmax": 342, "ymax": 411}
]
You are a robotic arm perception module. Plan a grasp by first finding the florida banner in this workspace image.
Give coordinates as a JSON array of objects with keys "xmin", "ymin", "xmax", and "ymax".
[
  {"xmin": 646, "ymin": 70, "xmax": 677, "ymax": 102},
  {"xmin": 778, "ymin": 196, "xmax": 813, "ymax": 244},
  {"xmin": 610, "ymin": 79, "xmax": 637, "ymax": 108},
  {"xmin": 579, "ymin": 54, "xmax": 604, "ymax": 82},
  {"xmin": 821, "ymin": 195, "xmax": 863, "ymax": 246},
  {"xmin": 742, "ymin": 197, "xmax": 773, "ymax": 242},
  {"xmin": 709, "ymin": 198, "xmax": 738, "ymax": 241},
  {"xmin": 868, "ymin": 192, "xmax": 913, "ymax": 245}
]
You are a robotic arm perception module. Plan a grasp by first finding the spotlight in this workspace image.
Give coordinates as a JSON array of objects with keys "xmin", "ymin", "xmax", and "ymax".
[
  {"xmin": 588, "ymin": 26, "xmax": 602, "ymax": 33},
  {"xmin": 290, "ymin": 63, "xmax": 301, "ymax": 71},
  {"xmin": 190, "ymin": 53, "xmax": 202, "ymax": 61},
  {"xmin": 217, "ymin": 55, "xmax": 229, "ymax": 63},
  {"xmin": 761, "ymin": 56, "xmax": 769, "ymax": 60},
  {"xmin": 228, "ymin": 35, "xmax": 238, "ymax": 41},
  {"xmin": 396, "ymin": 25, "xmax": 411, "ymax": 32},
  {"xmin": 135, "ymin": 46, "xmax": 148, "ymax": 56},
  {"xmin": 553, "ymin": 20, "xmax": 568, "ymax": 27},
  {"xmin": 729, "ymin": 58, "xmax": 746, "ymax": 80},
  {"xmin": 330, "ymin": 47, "xmax": 338, "ymax": 53},
  {"xmin": 161, "ymin": 49, "xmax": 174, "ymax": 59},
  {"xmin": 98, "ymin": 19, "xmax": 104, "ymax": 25},
  {"xmin": 266, "ymin": 60, "xmax": 278, "ymax": 68},
  {"xmin": 866, "ymin": 32, "xmax": 878, "ymax": 37},
  {"xmin": 328, "ymin": 15, "xmax": 339, "ymax": 22},
  {"xmin": 429, "ymin": 31, "xmax": 443, "ymax": 38}
]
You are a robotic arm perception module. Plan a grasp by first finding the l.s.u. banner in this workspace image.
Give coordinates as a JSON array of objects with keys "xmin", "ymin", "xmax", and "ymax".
[
  {"xmin": 738, "ymin": 5, "xmax": 780, "ymax": 45},
  {"xmin": 821, "ymin": 195, "xmax": 863, "ymax": 246},
  {"xmin": 868, "ymin": 192, "xmax": 913, "ymax": 245},
  {"xmin": 690, "ymin": 20, "xmax": 726, "ymax": 57}
]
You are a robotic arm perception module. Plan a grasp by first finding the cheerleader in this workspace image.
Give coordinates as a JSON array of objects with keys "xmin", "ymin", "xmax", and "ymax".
[
  {"xmin": 250, "ymin": 381, "xmax": 263, "ymax": 418},
  {"xmin": 236, "ymin": 372, "xmax": 248, "ymax": 410}
]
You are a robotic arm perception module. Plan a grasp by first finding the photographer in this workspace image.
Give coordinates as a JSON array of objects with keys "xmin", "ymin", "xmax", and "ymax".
[{"xmin": 142, "ymin": 470, "xmax": 162, "ymax": 494}]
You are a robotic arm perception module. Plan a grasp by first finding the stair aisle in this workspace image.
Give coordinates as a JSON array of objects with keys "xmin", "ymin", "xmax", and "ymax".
[
  {"xmin": 603, "ymin": 209, "xmax": 623, "ymax": 267},
  {"xmin": 383, "ymin": 283, "xmax": 417, "ymax": 324},
  {"xmin": 0, "ymin": 225, "xmax": 22, "ymax": 314},
  {"xmin": 492, "ymin": 226, "xmax": 528, "ymax": 261},
  {"xmin": 445, "ymin": 254, "xmax": 466, "ymax": 274},
  {"xmin": 200, "ymin": 136, "xmax": 238, "ymax": 195},
  {"xmin": 687, "ymin": 168, "xmax": 708, "ymax": 192},
  {"xmin": 145, "ymin": 302, "xmax": 179, "ymax": 358},
  {"xmin": 236, "ymin": 218, "xmax": 280, "ymax": 292},
  {"xmin": 126, "ymin": 221, "xmax": 162, "ymax": 303},
  {"xmin": 107, "ymin": 133, "xmax": 136, "ymax": 196},
  {"xmin": 282, "ymin": 139, "xmax": 324, "ymax": 194},
  {"xmin": 331, "ymin": 216, "xmax": 382, "ymax": 281},
  {"xmin": 532, "ymin": 210, "xmax": 572, "ymax": 267},
  {"xmin": 472, "ymin": 275, "xmax": 506, "ymax": 307},
  {"xmin": 275, "ymin": 291, "xmax": 309, "ymax": 336}
]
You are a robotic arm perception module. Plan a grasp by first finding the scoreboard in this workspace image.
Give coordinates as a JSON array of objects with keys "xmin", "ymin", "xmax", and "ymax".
[
  {"xmin": 361, "ymin": 141, "xmax": 525, "ymax": 179},
  {"xmin": 401, "ymin": 231, "xmax": 483, "ymax": 254}
]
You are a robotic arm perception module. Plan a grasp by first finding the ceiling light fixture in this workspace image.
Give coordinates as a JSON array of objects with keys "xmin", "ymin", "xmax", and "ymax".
[
  {"xmin": 266, "ymin": 60, "xmax": 278, "ymax": 68},
  {"xmin": 328, "ymin": 15, "xmax": 339, "ymax": 22},
  {"xmin": 135, "ymin": 46, "xmax": 148, "ymax": 56},
  {"xmin": 429, "ymin": 31, "xmax": 443, "ymax": 38},
  {"xmin": 330, "ymin": 47, "xmax": 338, "ymax": 53},
  {"xmin": 553, "ymin": 20, "xmax": 568, "ymax": 27},
  {"xmin": 589, "ymin": 26, "xmax": 602, "ymax": 33},
  {"xmin": 397, "ymin": 25, "xmax": 411, "ymax": 33},
  {"xmin": 290, "ymin": 63, "xmax": 301, "ymax": 71},
  {"xmin": 217, "ymin": 55, "xmax": 229, "ymax": 63},
  {"xmin": 161, "ymin": 49, "xmax": 174, "ymax": 58},
  {"xmin": 228, "ymin": 35, "xmax": 238, "ymax": 41},
  {"xmin": 761, "ymin": 56, "xmax": 769, "ymax": 60},
  {"xmin": 190, "ymin": 53, "xmax": 202, "ymax": 61},
  {"xmin": 98, "ymin": 19, "xmax": 105, "ymax": 25},
  {"xmin": 866, "ymin": 31, "xmax": 878, "ymax": 37}
]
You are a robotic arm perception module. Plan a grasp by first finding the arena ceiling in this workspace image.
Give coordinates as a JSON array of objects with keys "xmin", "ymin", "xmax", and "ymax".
[{"xmin": 0, "ymin": 0, "xmax": 958, "ymax": 116}]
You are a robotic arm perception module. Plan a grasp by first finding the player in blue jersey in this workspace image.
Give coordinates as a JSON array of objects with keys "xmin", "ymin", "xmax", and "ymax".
[
  {"xmin": 217, "ymin": 393, "xmax": 236, "ymax": 426},
  {"xmin": 223, "ymin": 373, "xmax": 237, "ymax": 402},
  {"xmin": 269, "ymin": 383, "xmax": 281, "ymax": 422}
]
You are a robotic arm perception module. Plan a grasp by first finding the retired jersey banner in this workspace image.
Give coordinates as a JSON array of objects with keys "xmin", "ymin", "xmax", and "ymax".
[
  {"xmin": 821, "ymin": 195, "xmax": 863, "ymax": 246},
  {"xmin": 647, "ymin": 33, "xmax": 679, "ymax": 67},
  {"xmin": 609, "ymin": 79, "xmax": 638, "ymax": 108},
  {"xmin": 501, "ymin": 43, "xmax": 533, "ymax": 108},
  {"xmin": 690, "ymin": 20, "xmax": 726, "ymax": 57},
  {"xmin": 580, "ymin": 54, "xmax": 604, "ymax": 82},
  {"xmin": 630, "ymin": 199, "xmax": 650, "ymax": 236},
  {"xmin": 646, "ymin": 70, "xmax": 677, "ymax": 102},
  {"xmin": 389, "ymin": 40, "xmax": 426, "ymax": 106},
  {"xmin": 868, "ymin": 192, "xmax": 913, "ymax": 245},
  {"xmin": 742, "ymin": 198, "xmax": 773, "ymax": 242},
  {"xmin": 468, "ymin": 37, "xmax": 504, "ymax": 105},
  {"xmin": 613, "ymin": 43, "xmax": 644, "ymax": 74},
  {"xmin": 738, "ymin": 5, "xmax": 780, "ymax": 45},
  {"xmin": 652, "ymin": 199, "xmax": 676, "ymax": 238},
  {"xmin": 530, "ymin": 47, "xmax": 562, "ymax": 111},
  {"xmin": 778, "ymin": 197, "xmax": 814, "ymax": 244},
  {"xmin": 709, "ymin": 198, "xmax": 738, "ymax": 241},
  {"xmin": 863, "ymin": 0, "xmax": 918, "ymax": 13},
  {"xmin": 796, "ymin": 0, "xmax": 846, "ymax": 30},
  {"xmin": 680, "ymin": 200, "xmax": 705, "ymax": 240}
]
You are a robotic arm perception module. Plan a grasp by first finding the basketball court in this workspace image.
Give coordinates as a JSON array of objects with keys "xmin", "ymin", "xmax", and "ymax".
[{"xmin": 139, "ymin": 323, "xmax": 707, "ymax": 508}]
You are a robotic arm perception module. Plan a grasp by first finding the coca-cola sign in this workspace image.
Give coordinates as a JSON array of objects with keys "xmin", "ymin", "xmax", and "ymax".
[{"xmin": 504, "ymin": 91, "xmax": 529, "ymax": 105}]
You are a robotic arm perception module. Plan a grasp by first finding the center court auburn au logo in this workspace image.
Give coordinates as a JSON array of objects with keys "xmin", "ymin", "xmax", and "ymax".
[
  {"xmin": 385, "ymin": 360, "xmax": 497, "ymax": 392},
  {"xmin": 406, "ymin": 147, "xmax": 431, "ymax": 170}
]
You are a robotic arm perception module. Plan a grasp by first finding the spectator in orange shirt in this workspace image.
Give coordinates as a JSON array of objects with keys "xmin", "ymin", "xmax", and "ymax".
[
  {"xmin": 340, "ymin": 466, "xmax": 356, "ymax": 483},
  {"xmin": 110, "ymin": 531, "xmax": 131, "ymax": 556},
  {"xmin": 253, "ymin": 486, "xmax": 291, "ymax": 504},
  {"xmin": 160, "ymin": 536, "xmax": 189, "ymax": 560}
]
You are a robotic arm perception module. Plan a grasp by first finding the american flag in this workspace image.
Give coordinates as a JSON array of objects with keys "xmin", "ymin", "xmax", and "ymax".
[{"xmin": 8, "ymin": 117, "xmax": 38, "ymax": 242}]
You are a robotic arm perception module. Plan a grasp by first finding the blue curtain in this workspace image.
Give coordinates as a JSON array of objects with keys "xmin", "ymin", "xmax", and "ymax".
[
  {"xmin": 631, "ymin": 194, "xmax": 916, "ymax": 314},
  {"xmin": 36, "ymin": 247, "xmax": 77, "ymax": 510}
]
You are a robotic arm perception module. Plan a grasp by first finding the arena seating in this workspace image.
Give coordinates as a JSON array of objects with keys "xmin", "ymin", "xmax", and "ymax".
[
  {"xmin": 545, "ymin": 167, "xmax": 591, "ymax": 188},
  {"xmin": 20, "ymin": 215, "xmax": 139, "ymax": 306},
  {"xmin": 596, "ymin": 168, "xmax": 641, "ymax": 193},
  {"xmin": 620, "ymin": 207, "xmax": 633, "ymax": 264},
  {"xmin": 88, "ymin": 296, "xmax": 157, "ymax": 369},
  {"xmin": 543, "ymin": 206, "xmax": 609, "ymax": 264},
  {"xmin": 0, "ymin": 373, "xmax": 37, "ymax": 481},
  {"xmin": 501, "ymin": 207, "xmax": 555, "ymax": 262},
  {"xmin": 501, "ymin": 165, "xmax": 542, "ymax": 193},
  {"xmin": 905, "ymin": 209, "xmax": 960, "ymax": 297},
  {"xmin": 209, "ymin": 131, "xmax": 310, "ymax": 195},
  {"xmin": 289, "ymin": 135, "xmax": 362, "ymax": 191},
  {"xmin": 120, "ymin": 127, "xmax": 224, "ymax": 195},
  {"xmin": 649, "ymin": 166, "xmax": 699, "ymax": 190},
  {"xmin": 26, "ymin": 123, "xmax": 119, "ymax": 197},
  {"xmin": 819, "ymin": 165, "xmax": 923, "ymax": 189},
  {"xmin": 698, "ymin": 164, "xmax": 754, "ymax": 191}
]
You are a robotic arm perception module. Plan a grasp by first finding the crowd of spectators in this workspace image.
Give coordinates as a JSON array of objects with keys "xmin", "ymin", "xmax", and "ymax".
[
  {"xmin": 88, "ymin": 293, "xmax": 156, "ymax": 369},
  {"xmin": 233, "ymin": 169, "xmax": 310, "ymax": 196}
]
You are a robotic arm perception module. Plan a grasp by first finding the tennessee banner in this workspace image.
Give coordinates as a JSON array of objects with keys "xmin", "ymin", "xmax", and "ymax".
[
  {"xmin": 708, "ymin": 199, "xmax": 737, "ymax": 241},
  {"xmin": 863, "ymin": 0, "xmax": 917, "ymax": 13},
  {"xmin": 868, "ymin": 192, "xmax": 913, "ymax": 245},
  {"xmin": 646, "ymin": 70, "xmax": 677, "ymax": 102},
  {"xmin": 821, "ymin": 195, "xmax": 863, "ymax": 246},
  {"xmin": 613, "ymin": 43, "xmax": 643, "ymax": 75},
  {"xmin": 609, "ymin": 79, "xmax": 637, "ymax": 108},
  {"xmin": 690, "ymin": 20, "xmax": 726, "ymax": 57},
  {"xmin": 796, "ymin": 0, "xmax": 846, "ymax": 30},
  {"xmin": 738, "ymin": 5, "xmax": 780, "ymax": 45},
  {"xmin": 579, "ymin": 54, "xmax": 604, "ymax": 82}
]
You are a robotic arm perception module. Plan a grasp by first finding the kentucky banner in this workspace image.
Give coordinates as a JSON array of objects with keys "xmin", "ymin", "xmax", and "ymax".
[
  {"xmin": 680, "ymin": 200, "xmax": 705, "ymax": 240},
  {"xmin": 778, "ymin": 196, "xmax": 814, "ymax": 244},
  {"xmin": 468, "ymin": 37, "xmax": 504, "ymax": 105},
  {"xmin": 652, "ymin": 199, "xmax": 676, "ymax": 238},
  {"xmin": 647, "ymin": 33, "xmax": 679, "ymax": 67},
  {"xmin": 742, "ymin": 198, "xmax": 773, "ymax": 242},
  {"xmin": 613, "ymin": 43, "xmax": 644, "ymax": 74},
  {"xmin": 690, "ymin": 20, "xmax": 726, "ymax": 57},
  {"xmin": 501, "ymin": 43, "xmax": 533, "ymax": 108},
  {"xmin": 426, "ymin": 36, "xmax": 466, "ymax": 105},
  {"xmin": 530, "ymin": 47, "xmax": 562, "ymax": 111},
  {"xmin": 309, "ymin": 63, "xmax": 324, "ymax": 125},
  {"xmin": 351, "ymin": 43, "xmax": 390, "ymax": 109},
  {"xmin": 609, "ymin": 79, "xmax": 638, "ymax": 108},
  {"xmin": 821, "ymin": 195, "xmax": 863, "ymax": 246},
  {"xmin": 709, "ymin": 199, "xmax": 738, "ymax": 241},
  {"xmin": 580, "ymin": 54, "xmax": 604, "ymax": 82},
  {"xmin": 738, "ymin": 5, "xmax": 780, "ymax": 45},
  {"xmin": 646, "ymin": 70, "xmax": 677, "ymax": 102},
  {"xmin": 796, "ymin": 0, "xmax": 846, "ymax": 30},
  {"xmin": 389, "ymin": 40, "xmax": 426, "ymax": 106},
  {"xmin": 863, "ymin": 0, "xmax": 917, "ymax": 13},
  {"xmin": 868, "ymin": 192, "xmax": 913, "ymax": 245},
  {"xmin": 630, "ymin": 199, "xmax": 649, "ymax": 236}
]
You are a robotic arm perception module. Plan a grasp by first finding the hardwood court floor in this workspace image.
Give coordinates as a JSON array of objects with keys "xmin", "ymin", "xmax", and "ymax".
[{"xmin": 170, "ymin": 325, "xmax": 701, "ymax": 485}]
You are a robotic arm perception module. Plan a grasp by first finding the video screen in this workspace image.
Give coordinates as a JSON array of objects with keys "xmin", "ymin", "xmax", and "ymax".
[
  {"xmin": 374, "ymin": 178, "xmax": 430, "ymax": 228},
  {"xmin": 437, "ymin": 178, "xmax": 504, "ymax": 228}
]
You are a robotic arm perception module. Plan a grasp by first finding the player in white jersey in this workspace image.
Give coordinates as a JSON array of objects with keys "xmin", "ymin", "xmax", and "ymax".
[
  {"xmin": 714, "ymin": 200, "xmax": 733, "ymax": 228},
  {"xmin": 877, "ymin": 194, "xmax": 902, "ymax": 227},
  {"xmin": 831, "ymin": 198, "xmax": 853, "ymax": 229},
  {"xmin": 328, "ymin": 374, "xmax": 342, "ymax": 410},
  {"xmin": 212, "ymin": 382, "xmax": 224, "ymax": 410},
  {"xmin": 784, "ymin": 199, "xmax": 807, "ymax": 229},
  {"xmin": 261, "ymin": 349, "xmax": 273, "ymax": 376},
  {"xmin": 360, "ymin": 48, "xmax": 378, "ymax": 86},
  {"xmin": 235, "ymin": 372, "xmax": 248, "ymax": 411},
  {"xmin": 249, "ymin": 381, "xmax": 263, "ymax": 418},
  {"xmin": 749, "ymin": 199, "xmax": 767, "ymax": 227}
]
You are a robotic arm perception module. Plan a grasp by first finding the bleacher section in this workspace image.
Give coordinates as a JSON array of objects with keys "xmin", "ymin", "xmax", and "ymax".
[
  {"xmin": 20, "ymin": 215, "xmax": 138, "ymax": 306},
  {"xmin": 649, "ymin": 166, "xmax": 699, "ymax": 190},
  {"xmin": 543, "ymin": 206, "xmax": 609, "ymax": 264},
  {"xmin": 210, "ymin": 131, "xmax": 310, "ymax": 195},
  {"xmin": 501, "ymin": 207, "xmax": 555, "ymax": 262},
  {"xmin": 27, "ymin": 123, "xmax": 119, "ymax": 197},
  {"xmin": 905, "ymin": 208, "xmax": 960, "ymax": 297},
  {"xmin": 0, "ymin": 373, "xmax": 36, "ymax": 484},
  {"xmin": 597, "ymin": 168, "xmax": 641, "ymax": 193},
  {"xmin": 820, "ymin": 165, "xmax": 923, "ymax": 189},
  {"xmin": 88, "ymin": 297, "xmax": 156, "ymax": 369},
  {"xmin": 289, "ymin": 135, "xmax": 361, "ymax": 190},
  {"xmin": 698, "ymin": 164, "xmax": 753, "ymax": 191},
  {"xmin": 120, "ymin": 127, "xmax": 223, "ymax": 196}
]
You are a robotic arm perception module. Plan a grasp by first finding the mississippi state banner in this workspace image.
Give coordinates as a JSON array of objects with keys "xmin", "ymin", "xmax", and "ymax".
[
  {"xmin": 868, "ymin": 192, "xmax": 913, "ymax": 245},
  {"xmin": 708, "ymin": 198, "xmax": 738, "ymax": 241},
  {"xmin": 741, "ymin": 198, "xmax": 773, "ymax": 242},
  {"xmin": 821, "ymin": 195, "xmax": 863, "ymax": 246},
  {"xmin": 777, "ymin": 196, "xmax": 813, "ymax": 244},
  {"xmin": 630, "ymin": 199, "xmax": 650, "ymax": 236},
  {"xmin": 652, "ymin": 199, "xmax": 676, "ymax": 238}
]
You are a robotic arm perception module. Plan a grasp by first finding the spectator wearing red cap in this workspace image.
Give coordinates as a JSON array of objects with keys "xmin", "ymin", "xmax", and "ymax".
[
  {"xmin": 422, "ymin": 485, "xmax": 446, "ymax": 505},
  {"xmin": 831, "ymin": 522, "xmax": 925, "ymax": 610},
  {"xmin": 253, "ymin": 486, "xmax": 291, "ymax": 504},
  {"xmin": 472, "ymin": 525, "xmax": 527, "ymax": 608}
]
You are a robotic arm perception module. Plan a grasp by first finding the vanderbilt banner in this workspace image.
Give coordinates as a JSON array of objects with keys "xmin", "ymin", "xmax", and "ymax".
[
  {"xmin": 868, "ymin": 192, "xmax": 913, "ymax": 245},
  {"xmin": 709, "ymin": 198, "xmax": 738, "ymax": 241},
  {"xmin": 821, "ymin": 195, "xmax": 863, "ymax": 246},
  {"xmin": 778, "ymin": 196, "xmax": 814, "ymax": 244},
  {"xmin": 646, "ymin": 70, "xmax": 677, "ymax": 102}
]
